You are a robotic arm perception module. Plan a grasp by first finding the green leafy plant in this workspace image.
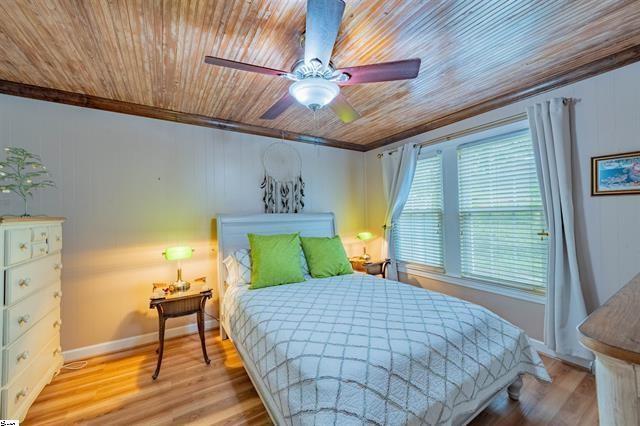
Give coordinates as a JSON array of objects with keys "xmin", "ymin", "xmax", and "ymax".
[{"xmin": 0, "ymin": 147, "xmax": 55, "ymax": 216}]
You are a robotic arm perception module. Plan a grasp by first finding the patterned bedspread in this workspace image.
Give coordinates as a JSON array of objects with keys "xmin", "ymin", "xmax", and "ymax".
[{"xmin": 223, "ymin": 274, "xmax": 550, "ymax": 425}]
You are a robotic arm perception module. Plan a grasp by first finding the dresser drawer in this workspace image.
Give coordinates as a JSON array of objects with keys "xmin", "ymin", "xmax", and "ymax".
[
  {"xmin": 3, "ymin": 334, "xmax": 61, "ymax": 419},
  {"xmin": 4, "ymin": 282, "xmax": 61, "ymax": 345},
  {"xmin": 48, "ymin": 224, "xmax": 62, "ymax": 253},
  {"xmin": 3, "ymin": 307, "xmax": 60, "ymax": 386},
  {"xmin": 5, "ymin": 254, "xmax": 62, "ymax": 305},
  {"xmin": 31, "ymin": 226, "xmax": 49, "ymax": 243},
  {"xmin": 30, "ymin": 242, "xmax": 49, "ymax": 260},
  {"xmin": 5, "ymin": 229, "xmax": 31, "ymax": 266}
]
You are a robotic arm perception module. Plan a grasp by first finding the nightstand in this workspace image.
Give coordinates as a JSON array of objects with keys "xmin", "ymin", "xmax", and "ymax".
[
  {"xmin": 149, "ymin": 283, "xmax": 212, "ymax": 380},
  {"xmin": 349, "ymin": 258, "xmax": 391, "ymax": 278}
]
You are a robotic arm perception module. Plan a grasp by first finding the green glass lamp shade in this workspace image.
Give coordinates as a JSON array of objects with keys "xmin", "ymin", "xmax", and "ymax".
[
  {"xmin": 163, "ymin": 246, "xmax": 193, "ymax": 261},
  {"xmin": 356, "ymin": 232, "xmax": 374, "ymax": 241},
  {"xmin": 356, "ymin": 232, "xmax": 373, "ymax": 261}
]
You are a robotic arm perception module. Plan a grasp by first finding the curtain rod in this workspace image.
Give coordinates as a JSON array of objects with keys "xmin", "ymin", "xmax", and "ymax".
[
  {"xmin": 412, "ymin": 112, "xmax": 528, "ymax": 149},
  {"xmin": 377, "ymin": 111, "xmax": 528, "ymax": 159},
  {"xmin": 377, "ymin": 97, "xmax": 575, "ymax": 159}
]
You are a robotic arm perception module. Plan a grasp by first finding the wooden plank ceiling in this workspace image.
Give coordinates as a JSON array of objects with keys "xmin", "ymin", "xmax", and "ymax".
[{"xmin": 0, "ymin": 0, "xmax": 639, "ymax": 150}]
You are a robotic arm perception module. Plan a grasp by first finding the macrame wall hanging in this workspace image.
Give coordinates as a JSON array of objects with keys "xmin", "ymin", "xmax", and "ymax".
[{"xmin": 261, "ymin": 142, "xmax": 305, "ymax": 213}]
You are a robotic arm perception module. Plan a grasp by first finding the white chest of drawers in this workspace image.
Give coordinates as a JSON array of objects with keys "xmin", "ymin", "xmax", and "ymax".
[{"xmin": 0, "ymin": 217, "xmax": 64, "ymax": 420}]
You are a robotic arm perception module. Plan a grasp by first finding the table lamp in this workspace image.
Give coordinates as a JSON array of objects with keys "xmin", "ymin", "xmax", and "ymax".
[
  {"xmin": 163, "ymin": 246, "xmax": 194, "ymax": 291},
  {"xmin": 356, "ymin": 232, "xmax": 374, "ymax": 261}
]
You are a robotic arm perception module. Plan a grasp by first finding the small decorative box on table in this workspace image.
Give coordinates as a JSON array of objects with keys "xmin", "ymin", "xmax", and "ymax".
[{"xmin": 149, "ymin": 283, "xmax": 212, "ymax": 380}]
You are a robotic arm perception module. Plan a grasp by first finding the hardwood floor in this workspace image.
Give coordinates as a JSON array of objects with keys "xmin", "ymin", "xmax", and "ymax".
[{"xmin": 25, "ymin": 331, "xmax": 597, "ymax": 425}]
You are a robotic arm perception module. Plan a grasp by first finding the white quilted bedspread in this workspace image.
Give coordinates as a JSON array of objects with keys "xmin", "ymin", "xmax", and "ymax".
[{"xmin": 223, "ymin": 274, "xmax": 550, "ymax": 425}]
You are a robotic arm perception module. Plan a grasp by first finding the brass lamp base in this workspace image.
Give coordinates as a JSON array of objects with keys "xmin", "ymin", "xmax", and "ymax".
[
  {"xmin": 173, "ymin": 280, "xmax": 191, "ymax": 291},
  {"xmin": 360, "ymin": 247, "xmax": 371, "ymax": 262},
  {"xmin": 173, "ymin": 267, "xmax": 190, "ymax": 291}
]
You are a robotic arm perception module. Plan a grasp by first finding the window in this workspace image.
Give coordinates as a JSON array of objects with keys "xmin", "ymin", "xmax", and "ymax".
[
  {"xmin": 394, "ymin": 121, "xmax": 549, "ymax": 295},
  {"xmin": 394, "ymin": 153, "xmax": 444, "ymax": 270},
  {"xmin": 458, "ymin": 130, "xmax": 548, "ymax": 291}
]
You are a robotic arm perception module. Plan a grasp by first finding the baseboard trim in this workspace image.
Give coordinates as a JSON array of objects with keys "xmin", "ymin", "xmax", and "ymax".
[
  {"xmin": 62, "ymin": 319, "xmax": 219, "ymax": 362},
  {"xmin": 530, "ymin": 338, "xmax": 593, "ymax": 370}
]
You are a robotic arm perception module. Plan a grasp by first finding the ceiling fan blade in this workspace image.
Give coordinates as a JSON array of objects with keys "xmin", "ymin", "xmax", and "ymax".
[
  {"xmin": 260, "ymin": 93, "xmax": 296, "ymax": 120},
  {"xmin": 304, "ymin": 0, "xmax": 345, "ymax": 69},
  {"xmin": 338, "ymin": 58, "xmax": 421, "ymax": 85},
  {"xmin": 204, "ymin": 56, "xmax": 287, "ymax": 77},
  {"xmin": 330, "ymin": 93, "xmax": 360, "ymax": 124}
]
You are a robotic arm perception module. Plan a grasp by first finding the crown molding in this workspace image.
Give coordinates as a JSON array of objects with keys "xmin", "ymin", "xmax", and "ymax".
[
  {"xmin": 364, "ymin": 44, "xmax": 640, "ymax": 151},
  {"xmin": 0, "ymin": 80, "xmax": 366, "ymax": 152},
  {"xmin": 2, "ymin": 43, "xmax": 639, "ymax": 154}
]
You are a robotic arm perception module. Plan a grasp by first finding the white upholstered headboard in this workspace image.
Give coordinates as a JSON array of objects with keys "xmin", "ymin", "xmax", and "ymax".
[{"xmin": 215, "ymin": 213, "xmax": 336, "ymax": 338}]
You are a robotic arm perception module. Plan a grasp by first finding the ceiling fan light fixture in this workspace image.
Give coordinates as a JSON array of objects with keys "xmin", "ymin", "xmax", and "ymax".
[
  {"xmin": 289, "ymin": 78, "xmax": 339, "ymax": 111},
  {"xmin": 204, "ymin": 0, "xmax": 421, "ymax": 123}
]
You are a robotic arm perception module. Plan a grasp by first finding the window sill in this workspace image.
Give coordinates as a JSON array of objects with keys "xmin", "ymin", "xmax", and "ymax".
[{"xmin": 397, "ymin": 262, "xmax": 546, "ymax": 305}]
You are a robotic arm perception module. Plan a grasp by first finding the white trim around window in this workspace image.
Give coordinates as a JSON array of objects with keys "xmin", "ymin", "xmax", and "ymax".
[
  {"xmin": 397, "ymin": 261, "xmax": 546, "ymax": 305},
  {"xmin": 394, "ymin": 119, "xmax": 549, "ymax": 303}
]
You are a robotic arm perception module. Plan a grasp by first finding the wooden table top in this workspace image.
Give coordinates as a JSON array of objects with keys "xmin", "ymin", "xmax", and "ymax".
[
  {"xmin": 578, "ymin": 273, "xmax": 640, "ymax": 364},
  {"xmin": 0, "ymin": 216, "xmax": 65, "ymax": 223},
  {"xmin": 149, "ymin": 283, "xmax": 212, "ymax": 307}
]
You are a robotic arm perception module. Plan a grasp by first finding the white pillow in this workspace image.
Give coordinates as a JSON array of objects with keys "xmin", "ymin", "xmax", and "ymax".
[
  {"xmin": 233, "ymin": 249, "xmax": 252, "ymax": 284},
  {"xmin": 223, "ymin": 249, "xmax": 251, "ymax": 286},
  {"xmin": 224, "ymin": 248, "xmax": 310, "ymax": 286},
  {"xmin": 222, "ymin": 255, "xmax": 240, "ymax": 286}
]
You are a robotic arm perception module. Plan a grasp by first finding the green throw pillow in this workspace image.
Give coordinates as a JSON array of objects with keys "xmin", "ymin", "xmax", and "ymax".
[
  {"xmin": 301, "ymin": 235, "xmax": 353, "ymax": 278},
  {"xmin": 248, "ymin": 233, "xmax": 305, "ymax": 289}
]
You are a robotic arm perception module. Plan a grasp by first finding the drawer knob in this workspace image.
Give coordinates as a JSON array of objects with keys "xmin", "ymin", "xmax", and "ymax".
[
  {"xmin": 54, "ymin": 263, "xmax": 63, "ymax": 270},
  {"xmin": 19, "ymin": 242, "xmax": 28, "ymax": 251},
  {"xmin": 53, "ymin": 320, "xmax": 62, "ymax": 328},
  {"xmin": 39, "ymin": 247, "xmax": 46, "ymax": 254},
  {"xmin": 15, "ymin": 387, "xmax": 29, "ymax": 401},
  {"xmin": 54, "ymin": 290, "xmax": 62, "ymax": 298},
  {"xmin": 18, "ymin": 278, "xmax": 31, "ymax": 287},
  {"xmin": 16, "ymin": 350, "xmax": 29, "ymax": 362},
  {"xmin": 41, "ymin": 232, "xmax": 47, "ymax": 238},
  {"xmin": 18, "ymin": 314, "xmax": 31, "ymax": 326},
  {"xmin": 53, "ymin": 347, "xmax": 62, "ymax": 356}
]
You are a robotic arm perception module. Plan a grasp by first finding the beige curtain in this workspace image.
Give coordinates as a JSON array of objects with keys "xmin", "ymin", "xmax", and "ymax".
[
  {"xmin": 381, "ymin": 144, "xmax": 418, "ymax": 280},
  {"xmin": 528, "ymin": 98, "xmax": 592, "ymax": 360}
]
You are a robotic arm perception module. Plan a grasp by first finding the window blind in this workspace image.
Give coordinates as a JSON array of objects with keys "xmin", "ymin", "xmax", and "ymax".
[
  {"xmin": 458, "ymin": 130, "xmax": 548, "ymax": 290},
  {"xmin": 394, "ymin": 154, "xmax": 444, "ymax": 270}
]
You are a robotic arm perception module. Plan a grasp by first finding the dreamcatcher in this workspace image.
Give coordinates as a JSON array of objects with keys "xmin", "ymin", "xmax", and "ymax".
[{"xmin": 261, "ymin": 142, "xmax": 305, "ymax": 213}]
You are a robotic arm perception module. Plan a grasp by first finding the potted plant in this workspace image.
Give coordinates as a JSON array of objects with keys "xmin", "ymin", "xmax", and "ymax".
[{"xmin": 0, "ymin": 147, "xmax": 55, "ymax": 217}]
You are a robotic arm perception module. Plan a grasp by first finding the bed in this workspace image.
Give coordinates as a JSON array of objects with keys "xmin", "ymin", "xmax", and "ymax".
[{"xmin": 216, "ymin": 213, "xmax": 550, "ymax": 425}]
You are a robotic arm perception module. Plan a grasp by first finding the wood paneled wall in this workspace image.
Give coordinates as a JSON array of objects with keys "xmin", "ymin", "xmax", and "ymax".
[
  {"xmin": 0, "ymin": 94, "xmax": 366, "ymax": 351},
  {"xmin": 363, "ymin": 61, "xmax": 640, "ymax": 339}
]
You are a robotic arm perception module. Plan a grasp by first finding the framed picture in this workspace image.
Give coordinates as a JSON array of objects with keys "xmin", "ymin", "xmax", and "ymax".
[{"xmin": 591, "ymin": 151, "xmax": 640, "ymax": 196}]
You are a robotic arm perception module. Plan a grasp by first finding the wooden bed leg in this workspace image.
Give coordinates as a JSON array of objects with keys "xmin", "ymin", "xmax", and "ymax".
[{"xmin": 507, "ymin": 374, "xmax": 524, "ymax": 401}]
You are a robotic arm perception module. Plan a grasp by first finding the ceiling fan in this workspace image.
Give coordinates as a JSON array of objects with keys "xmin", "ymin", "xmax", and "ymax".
[{"xmin": 203, "ymin": 0, "xmax": 421, "ymax": 124}]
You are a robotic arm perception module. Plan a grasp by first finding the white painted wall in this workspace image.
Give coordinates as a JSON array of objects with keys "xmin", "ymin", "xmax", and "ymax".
[
  {"xmin": 0, "ymin": 94, "xmax": 366, "ymax": 351},
  {"xmin": 364, "ymin": 62, "xmax": 640, "ymax": 340}
]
